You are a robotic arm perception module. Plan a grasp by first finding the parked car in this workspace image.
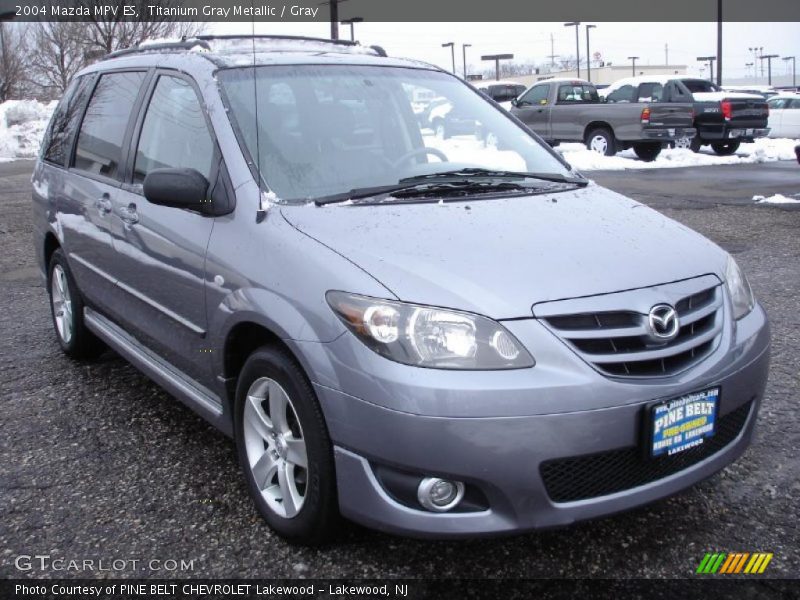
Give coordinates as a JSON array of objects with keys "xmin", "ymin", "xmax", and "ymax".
[
  {"xmin": 766, "ymin": 93, "xmax": 800, "ymax": 138},
  {"xmin": 722, "ymin": 85, "xmax": 778, "ymax": 99},
  {"xmin": 511, "ymin": 78, "xmax": 696, "ymax": 160},
  {"xmin": 602, "ymin": 76, "xmax": 770, "ymax": 155},
  {"xmin": 33, "ymin": 36, "xmax": 769, "ymax": 544},
  {"xmin": 476, "ymin": 80, "xmax": 527, "ymax": 110}
]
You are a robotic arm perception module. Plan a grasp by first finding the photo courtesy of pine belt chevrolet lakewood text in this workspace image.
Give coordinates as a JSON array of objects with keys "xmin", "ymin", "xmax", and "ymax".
[{"xmin": 31, "ymin": 35, "xmax": 770, "ymax": 544}]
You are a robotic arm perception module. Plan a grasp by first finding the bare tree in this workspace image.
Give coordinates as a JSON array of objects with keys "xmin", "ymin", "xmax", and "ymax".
[
  {"xmin": 0, "ymin": 22, "xmax": 31, "ymax": 101},
  {"xmin": 29, "ymin": 22, "xmax": 90, "ymax": 99},
  {"xmin": 79, "ymin": 1, "xmax": 205, "ymax": 54}
]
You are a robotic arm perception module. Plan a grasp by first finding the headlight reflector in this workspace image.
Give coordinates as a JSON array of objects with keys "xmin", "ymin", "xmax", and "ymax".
[
  {"xmin": 327, "ymin": 291, "xmax": 534, "ymax": 370},
  {"xmin": 725, "ymin": 256, "xmax": 755, "ymax": 320}
]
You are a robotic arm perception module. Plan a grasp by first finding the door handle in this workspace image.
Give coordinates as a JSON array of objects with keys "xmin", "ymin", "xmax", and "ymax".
[
  {"xmin": 117, "ymin": 202, "xmax": 139, "ymax": 225},
  {"xmin": 96, "ymin": 195, "xmax": 112, "ymax": 216}
]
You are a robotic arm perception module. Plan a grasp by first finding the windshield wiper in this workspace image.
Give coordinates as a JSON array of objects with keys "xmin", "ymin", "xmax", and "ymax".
[
  {"xmin": 399, "ymin": 167, "xmax": 588, "ymax": 187},
  {"xmin": 314, "ymin": 177, "xmax": 572, "ymax": 206}
]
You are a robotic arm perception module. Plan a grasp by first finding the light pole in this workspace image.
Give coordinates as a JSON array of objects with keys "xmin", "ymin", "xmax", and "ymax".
[
  {"xmin": 462, "ymin": 43, "xmax": 471, "ymax": 79},
  {"xmin": 716, "ymin": 0, "xmax": 722, "ymax": 85},
  {"xmin": 760, "ymin": 54, "xmax": 779, "ymax": 86},
  {"xmin": 783, "ymin": 56, "xmax": 796, "ymax": 88},
  {"xmin": 585, "ymin": 25, "xmax": 596, "ymax": 83},
  {"xmin": 481, "ymin": 53, "xmax": 514, "ymax": 81},
  {"xmin": 745, "ymin": 62, "xmax": 754, "ymax": 78},
  {"xmin": 564, "ymin": 22, "xmax": 581, "ymax": 78},
  {"xmin": 441, "ymin": 42, "xmax": 455, "ymax": 74},
  {"xmin": 340, "ymin": 17, "xmax": 362, "ymax": 42},
  {"xmin": 697, "ymin": 56, "xmax": 716, "ymax": 82},
  {"xmin": 627, "ymin": 56, "xmax": 639, "ymax": 76}
]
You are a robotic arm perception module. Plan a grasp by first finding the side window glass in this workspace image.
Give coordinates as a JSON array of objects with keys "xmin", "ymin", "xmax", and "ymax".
[
  {"xmin": 606, "ymin": 85, "xmax": 635, "ymax": 103},
  {"xmin": 789, "ymin": 99, "xmax": 800, "ymax": 109},
  {"xmin": 520, "ymin": 85, "xmax": 549, "ymax": 105},
  {"xmin": 638, "ymin": 83, "xmax": 664, "ymax": 102},
  {"xmin": 42, "ymin": 76, "xmax": 91, "ymax": 166},
  {"xmin": 74, "ymin": 72, "xmax": 145, "ymax": 178},
  {"xmin": 133, "ymin": 75, "xmax": 215, "ymax": 184}
]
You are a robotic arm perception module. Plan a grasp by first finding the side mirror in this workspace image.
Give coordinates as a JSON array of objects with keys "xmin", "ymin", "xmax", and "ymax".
[
  {"xmin": 511, "ymin": 98, "xmax": 519, "ymax": 107},
  {"xmin": 143, "ymin": 168, "xmax": 209, "ymax": 210}
]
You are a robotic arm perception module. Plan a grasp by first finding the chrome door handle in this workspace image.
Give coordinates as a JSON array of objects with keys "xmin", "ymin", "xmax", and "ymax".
[
  {"xmin": 117, "ymin": 203, "xmax": 139, "ymax": 225},
  {"xmin": 96, "ymin": 196, "xmax": 112, "ymax": 215}
]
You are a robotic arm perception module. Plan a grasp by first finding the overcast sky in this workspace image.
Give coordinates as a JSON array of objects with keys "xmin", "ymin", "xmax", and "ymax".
[{"xmin": 212, "ymin": 21, "xmax": 799, "ymax": 80}]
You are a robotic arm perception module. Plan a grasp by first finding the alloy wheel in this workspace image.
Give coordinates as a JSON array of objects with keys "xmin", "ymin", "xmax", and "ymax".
[
  {"xmin": 51, "ymin": 264, "xmax": 73, "ymax": 344},
  {"xmin": 243, "ymin": 377, "xmax": 308, "ymax": 518},
  {"xmin": 590, "ymin": 135, "xmax": 608, "ymax": 154}
]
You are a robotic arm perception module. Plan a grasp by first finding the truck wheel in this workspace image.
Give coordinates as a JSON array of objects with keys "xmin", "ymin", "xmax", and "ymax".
[
  {"xmin": 633, "ymin": 143, "xmax": 662, "ymax": 162},
  {"xmin": 586, "ymin": 128, "xmax": 616, "ymax": 156},
  {"xmin": 235, "ymin": 345, "xmax": 339, "ymax": 545},
  {"xmin": 710, "ymin": 141, "xmax": 741, "ymax": 156},
  {"xmin": 47, "ymin": 248, "xmax": 105, "ymax": 359},
  {"xmin": 689, "ymin": 136, "xmax": 703, "ymax": 153}
]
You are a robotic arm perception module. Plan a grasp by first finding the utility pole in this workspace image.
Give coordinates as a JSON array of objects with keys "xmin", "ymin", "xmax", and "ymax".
[
  {"xmin": 759, "ymin": 46, "xmax": 764, "ymax": 77},
  {"xmin": 783, "ymin": 56, "xmax": 796, "ymax": 88},
  {"xmin": 564, "ymin": 22, "xmax": 581, "ymax": 78},
  {"xmin": 716, "ymin": 0, "xmax": 722, "ymax": 85},
  {"xmin": 665, "ymin": 43, "xmax": 669, "ymax": 66},
  {"xmin": 745, "ymin": 62, "xmax": 754, "ymax": 78},
  {"xmin": 585, "ymin": 25, "xmax": 596, "ymax": 83},
  {"xmin": 697, "ymin": 56, "xmax": 716, "ymax": 82},
  {"xmin": 628, "ymin": 56, "xmax": 639, "ymax": 76},
  {"xmin": 441, "ymin": 42, "xmax": 455, "ymax": 74},
  {"xmin": 329, "ymin": 0, "xmax": 339, "ymax": 40},
  {"xmin": 481, "ymin": 53, "xmax": 514, "ymax": 81},
  {"xmin": 760, "ymin": 54, "xmax": 779, "ymax": 85},
  {"xmin": 547, "ymin": 33, "xmax": 558, "ymax": 68},
  {"xmin": 462, "ymin": 43, "xmax": 471, "ymax": 79}
]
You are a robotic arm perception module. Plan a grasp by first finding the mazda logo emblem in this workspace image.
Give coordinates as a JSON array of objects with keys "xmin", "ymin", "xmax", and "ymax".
[{"xmin": 648, "ymin": 304, "xmax": 680, "ymax": 341}]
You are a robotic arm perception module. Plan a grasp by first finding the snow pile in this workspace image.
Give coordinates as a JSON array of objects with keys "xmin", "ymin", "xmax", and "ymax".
[
  {"xmin": 753, "ymin": 194, "xmax": 800, "ymax": 204},
  {"xmin": 560, "ymin": 137, "xmax": 800, "ymax": 172},
  {"xmin": 0, "ymin": 99, "xmax": 57, "ymax": 161},
  {"xmin": 424, "ymin": 133, "xmax": 527, "ymax": 172}
]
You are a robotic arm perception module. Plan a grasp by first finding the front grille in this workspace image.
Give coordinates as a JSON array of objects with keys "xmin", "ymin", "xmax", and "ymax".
[
  {"xmin": 540, "ymin": 401, "xmax": 752, "ymax": 503},
  {"xmin": 544, "ymin": 284, "xmax": 723, "ymax": 378}
]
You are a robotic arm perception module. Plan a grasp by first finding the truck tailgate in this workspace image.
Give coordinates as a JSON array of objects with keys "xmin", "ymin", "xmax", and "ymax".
[{"xmin": 647, "ymin": 103, "xmax": 694, "ymax": 128}]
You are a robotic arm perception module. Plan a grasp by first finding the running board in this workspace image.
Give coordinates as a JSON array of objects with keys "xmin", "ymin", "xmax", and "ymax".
[{"xmin": 84, "ymin": 307, "xmax": 231, "ymax": 436}]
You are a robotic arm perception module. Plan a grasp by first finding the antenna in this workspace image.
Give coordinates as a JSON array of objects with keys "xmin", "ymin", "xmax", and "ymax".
[{"xmin": 251, "ymin": 3, "xmax": 267, "ymax": 222}]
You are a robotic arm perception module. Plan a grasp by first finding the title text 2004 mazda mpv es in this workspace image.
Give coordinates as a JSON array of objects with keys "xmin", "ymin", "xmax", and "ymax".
[{"xmin": 31, "ymin": 36, "xmax": 770, "ymax": 544}]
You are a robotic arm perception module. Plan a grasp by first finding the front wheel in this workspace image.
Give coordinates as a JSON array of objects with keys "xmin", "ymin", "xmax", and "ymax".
[
  {"xmin": 711, "ymin": 141, "xmax": 741, "ymax": 155},
  {"xmin": 235, "ymin": 346, "xmax": 338, "ymax": 545},
  {"xmin": 586, "ymin": 128, "xmax": 616, "ymax": 156},
  {"xmin": 632, "ymin": 142, "xmax": 662, "ymax": 162}
]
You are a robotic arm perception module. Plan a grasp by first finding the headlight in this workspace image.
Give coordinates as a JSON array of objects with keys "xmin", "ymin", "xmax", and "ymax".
[
  {"xmin": 326, "ymin": 291, "xmax": 535, "ymax": 370},
  {"xmin": 725, "ymin": 256, "xmax": 755, "ymax": 320}
]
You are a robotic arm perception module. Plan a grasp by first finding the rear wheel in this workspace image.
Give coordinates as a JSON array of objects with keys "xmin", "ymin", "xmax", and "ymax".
[
  {"xmin": 710, "ymin": 141, "xmax": 741, "ymax": 155},
  {"xmin": 632, "ymin": 142, "xmax": 662, "ymax": 162},
  {"xmin": 586, "ymin": 128, "xmax": 616, "ymax": 156},
  {"xmin": 235, "ymin": 346, "xmax": 338, "ymax": 545},
  {"xmin": 47, "ymin": 248, "xmax": 104, "ymax": 359},
  {"xmin": 689, "ymin": 135, "xmax": 703, "ymax": 153}
]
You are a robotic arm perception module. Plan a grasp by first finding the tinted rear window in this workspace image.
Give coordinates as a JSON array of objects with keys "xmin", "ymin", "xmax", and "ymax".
[{"xmin": 73, "ymin": 71, "xmax": 145, "ymax": 179}]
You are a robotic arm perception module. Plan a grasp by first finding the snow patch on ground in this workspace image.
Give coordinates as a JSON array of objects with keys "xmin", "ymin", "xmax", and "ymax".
[
  {"xmin": 0, "ymin": 100, "xmax": 57, "ymax": 161},
  {"xmin": 753, "ymin": 193, "xmax": 800, "ymax": 204},
  {"xmin": 560, "ymin": 137, "xmax": 799, "ymax": 171}
]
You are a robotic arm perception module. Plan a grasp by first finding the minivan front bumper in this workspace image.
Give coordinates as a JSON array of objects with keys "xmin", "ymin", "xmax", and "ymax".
[{"xmin": 305, "ymin": 304, "xmax": 770, "ymax": 538}]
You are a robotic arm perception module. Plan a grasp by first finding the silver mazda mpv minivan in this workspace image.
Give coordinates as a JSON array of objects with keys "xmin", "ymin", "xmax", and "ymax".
[{"xmin": 32, "ymin": 36, "xmax": 770, "ymax": 544}]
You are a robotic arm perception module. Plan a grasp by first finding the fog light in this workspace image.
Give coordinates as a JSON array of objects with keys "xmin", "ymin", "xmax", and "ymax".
[{"xmin": 417, "ymin": 477, "xmax": 465, "ymax": 512}]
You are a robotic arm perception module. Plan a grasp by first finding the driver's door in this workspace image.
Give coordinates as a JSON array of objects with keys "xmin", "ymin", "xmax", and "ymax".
[{"xmin": 511, "ymin": 84, "xmax": 551, "ymax": 139}]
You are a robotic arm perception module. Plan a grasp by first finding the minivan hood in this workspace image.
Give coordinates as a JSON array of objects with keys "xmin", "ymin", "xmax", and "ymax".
[{"xmin": 281, "ymin": 184, "xmax": 727, "ymax": 319}]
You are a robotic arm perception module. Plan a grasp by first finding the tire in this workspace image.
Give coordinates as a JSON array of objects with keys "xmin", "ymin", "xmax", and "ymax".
[
  {"xmin": 710, "ymin": 141, "xmax": 741, "ymax": 156},
  {"xmin": 47, "ymin": 248, "xmax": 104, "ymax": 359},
  {"xmin": 234, "ymin": 345, "xmax": 338, "ymax": 545},
  {"xmin": 585, "ymin": 128, "xmax": 616, "ymax": 156},
  {"xmin": 689, "ymin": 135, "xmax": 703, "ymax": 153},
  {"xmin": 632, "ymin": 142, "xmax": 662, "ymax": 162}
]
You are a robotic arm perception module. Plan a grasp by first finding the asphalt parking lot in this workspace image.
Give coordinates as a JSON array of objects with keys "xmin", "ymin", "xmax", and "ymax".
[{"xmin": 1, "ymin": 159, "xmax": 798, "ymax": 580}]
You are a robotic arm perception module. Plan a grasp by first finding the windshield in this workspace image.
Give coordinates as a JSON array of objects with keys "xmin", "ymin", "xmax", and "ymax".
[{"xmin": 218, "ymin": 65, "xmax": 572, "ymax": 203}]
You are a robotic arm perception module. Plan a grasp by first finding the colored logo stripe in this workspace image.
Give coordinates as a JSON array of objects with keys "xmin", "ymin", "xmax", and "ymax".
[{"xmin": 697, "ymin": 552, "xmax": 773, "ymax": 574}]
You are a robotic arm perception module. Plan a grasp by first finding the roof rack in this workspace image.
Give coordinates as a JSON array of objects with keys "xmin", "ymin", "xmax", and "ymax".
[{"xmin": 102, "ymin": 34, "xmax": 387, "ymax": 61}]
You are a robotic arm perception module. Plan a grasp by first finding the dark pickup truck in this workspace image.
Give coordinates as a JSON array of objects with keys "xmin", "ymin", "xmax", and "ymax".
[
  {"xmin": 600, "ymin": 76, "xmax": 770, "ymax": 155},
  {"xmin": 510, "ymin": 78, "xmax": 696, "ymax": 161}
]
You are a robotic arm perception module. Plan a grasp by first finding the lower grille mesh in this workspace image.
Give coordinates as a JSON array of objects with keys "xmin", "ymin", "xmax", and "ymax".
[{"xmin": 540, "ymin": 401, "xmax": 752, "ymax": 503}]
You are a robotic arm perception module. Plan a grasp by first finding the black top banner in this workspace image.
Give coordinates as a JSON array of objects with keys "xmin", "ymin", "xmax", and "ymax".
[{"xmin": 1, "ymin": 0, "xmax": 799, "ymax": 22}]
